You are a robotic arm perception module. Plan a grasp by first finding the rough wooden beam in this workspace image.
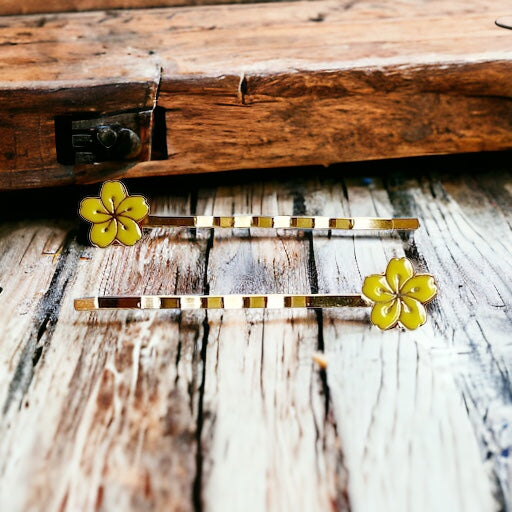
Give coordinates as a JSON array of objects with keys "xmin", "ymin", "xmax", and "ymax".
[
  {"xmin": 155, "ymin": 62, "xmax": 512, "ymax": 176},
  {"xmin": 0, "ymin": 0, "xmax": 273, "ymax": 17},
  {"xmin": 1, "ymin": 0, "xmax": 512, "ymax": 188}
]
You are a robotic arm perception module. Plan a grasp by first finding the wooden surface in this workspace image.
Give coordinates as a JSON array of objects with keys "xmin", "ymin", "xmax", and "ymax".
[
  {"xmin": 0, "ymin": 152, "xmax": 511, "ymax": 511},
  {"xmin": 0, "ymin": 0, "xmax": 271, "ymax": 16},
  {"xmin": 1, "ymin": 0, "xmax": 512, "ymax": 188}
]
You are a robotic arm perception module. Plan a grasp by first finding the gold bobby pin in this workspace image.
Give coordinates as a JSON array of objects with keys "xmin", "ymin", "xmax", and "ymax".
[
  {"xmin": 79, "ymin": 181, "xmax": 420, "ymax": 248},
  {"xmin": 75, "ymin": 257, "xmax": 438, "ymax": 330}
]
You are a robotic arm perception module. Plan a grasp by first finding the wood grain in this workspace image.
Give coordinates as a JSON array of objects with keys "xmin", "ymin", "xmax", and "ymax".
[
  {"xmin": 156, "ymin": 62, "xmax": 512, "ymax": 176},
  {"xmin": 0, "ymin": 192, "xmax": 208, "ymax": 511},
  {"xmin": 0, "ymin": 0, "xmax": 273, "ymax": 17},
  {"xmin": 0, "ymin": 153, "xmax": 510, "ymax": 510},
  {"xmin": 1, "ymin": 0, "xmax": 512, "ymax": 188}
]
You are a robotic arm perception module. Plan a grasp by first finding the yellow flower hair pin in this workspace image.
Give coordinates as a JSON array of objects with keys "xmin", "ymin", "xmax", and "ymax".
[
  {"xmin": 75, "ymin": 257, "xmax": 437, "ymax": 331},
  {"xmin": 79, "ymin": 181, "xmax": 149, "ymax": 248},
  {"xmin": 362, "ymin": 257, "xmax": 438, "ymax": 330},
  {"xmin": 79, "ymin": 181, "xmax": 420, "ymax": 248}
]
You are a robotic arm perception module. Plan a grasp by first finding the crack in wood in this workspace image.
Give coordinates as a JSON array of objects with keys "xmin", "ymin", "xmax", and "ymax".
[
  {"xmin": 385, "ymin": 174, "xmax": 429, "ymax": 269},
  {"xmin": 2, "ymin": 230, "xmax": 78, "ymax": 415},
  {"xmin": 193, "ymin": 229, "xmax": 214, "ymax": 512},
  {"xmin": 385, "ymin": 171, "xmax": 512, "ymax": 511},
  {"xmin": 304, "ymin": 195, "xmax": 351, "ymax": 510}
]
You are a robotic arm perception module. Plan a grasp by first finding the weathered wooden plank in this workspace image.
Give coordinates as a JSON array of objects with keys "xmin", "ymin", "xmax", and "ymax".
[
  {"xmin": 0, "ymin": 156, "xmax": 511, "ymax": 511},
  {"xmin": 195, "ymin": 184, "xmax": 349, "ymax": 510},
  {"xmin": 155, "ymin": 62, "xmax": 512, "ymax": 176},
  {"xmin": 307, "ymin": 175, "xmax": 499, "ymax": 511},
  {"xmin": 1, "ymin": 1, "xmax": 511, "ymax": 188},
  {"xmin": 403, "ymin": 170, "xmax": 512, "ymax": 507},
  {"xmin": 0, "ymin": 220, "xmax": 71, "ymax": 413},
  {"xmin": 0, "ymin": 0, "xmax": 280, "ymax": 17},
  {"xmin": 0, "ymin": 190, "xmax": 208, "ymax": 510}
]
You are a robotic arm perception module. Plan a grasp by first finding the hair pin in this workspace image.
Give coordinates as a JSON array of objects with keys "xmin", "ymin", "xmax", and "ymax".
[
  {"xmin": 496, "ymin": 17, "xmax": 512, "ymax": 30},
  {"xmin": 75, "ymin": 257, "xmax": 437, "ymax": 330},
  {"xmin": 79, "ymin": 181, "xmax": 420, "ymax": 248}
]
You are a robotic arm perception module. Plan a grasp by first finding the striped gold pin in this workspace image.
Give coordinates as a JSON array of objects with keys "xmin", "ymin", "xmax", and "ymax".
[
  {"xmin": 75, "ymin": 257, "xmax": 438, "ymax": 331},
  {"xmin": 78, "ymin": 181, "xmax": 420, "ymax": 248}
]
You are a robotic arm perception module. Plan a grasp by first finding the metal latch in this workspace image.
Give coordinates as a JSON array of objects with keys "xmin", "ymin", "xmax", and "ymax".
[
  {"xmin": 71, "ymin": 124, "xmax": 141, "ymax": 164},
  {"xmin": 55, "ymin": 110, "xmax": 152, "ymax": 165}
]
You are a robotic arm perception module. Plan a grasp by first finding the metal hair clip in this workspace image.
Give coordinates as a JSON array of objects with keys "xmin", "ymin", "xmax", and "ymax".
[
  {"xmin": 78, "ymin": 181, "xmax": 420, "ymax": 248},
  {"xmin": 75, "ymin": 257, "xmax": 438, "ymax": 330},
  {"xmin": 496, "ymin": 17, "xmax": 512, "ymax": 30}
]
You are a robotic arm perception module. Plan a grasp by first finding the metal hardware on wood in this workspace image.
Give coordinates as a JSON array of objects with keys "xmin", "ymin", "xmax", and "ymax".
[
  {"xmin": 72, "ymin": 124, "xmax": 141, "ymax": 164},
  {"xmin": 55, "ymin": 111, "xmax": 150, "ymax": 166}
]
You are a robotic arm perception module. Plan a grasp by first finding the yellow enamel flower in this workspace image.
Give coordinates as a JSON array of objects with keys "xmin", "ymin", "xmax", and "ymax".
[
  {"xmin": 362, "ymin": 257, "xmax": 438, "ymax": 330},
  {"xmin": 79, "ymin": 181, "xmax": 149, "ymax": 247}
]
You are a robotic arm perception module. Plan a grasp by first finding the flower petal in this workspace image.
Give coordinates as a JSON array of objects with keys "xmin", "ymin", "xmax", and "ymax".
[
  {"xmin": 386, "ymin": 257, "xmax": 414, "ymax": 293},
  {"xmin": 90, "ymin": 219, "xmax": 118, "ymax": 248},
  {"xmin": 100, "ymin": 181, "xmax": 128, "ymax": 214},
  {"xmin": 116, "ymin": 195, "xmax": 149, "ymax": 222},
  {"xmin": 370, "ymin": 299, "xmax": 401, "ymax": 330},
  {"xmin": 362, "ymin": 274, "xmax": 395, "ymax": 302},
  {"xmin": 79, "ymin": 197, "xmax": 111, "ymax": 223},
  {"xmin": 399, "ymin": 296, "xmax": 427, "ymax": 330},
  {"xmin": 401, "ymin": 275, "xmax": 438, "ymax": 304},
  {"xmin": 116, "ymin": 217, "xmax": 143, "ymax": 246}
]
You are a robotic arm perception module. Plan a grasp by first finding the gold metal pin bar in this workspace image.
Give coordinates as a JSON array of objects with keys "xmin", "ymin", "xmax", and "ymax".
[
  {"xmin": 142, "ymin": 216, "xmax": 419, "ymax": 231},
  {"xmin": 74, "ymin": 257, "xmax": 438, "ymax": 331},
  {"xmin": 74, "ymin": 294, "xmax": 372, "ymax": 311},
  {"xmin": 79, "ymin": 182, "xmax": 421, "ymax": 247}
]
